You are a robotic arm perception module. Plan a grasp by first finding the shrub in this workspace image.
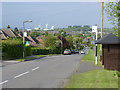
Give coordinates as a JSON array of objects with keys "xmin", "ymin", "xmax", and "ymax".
[
  {"xmin": 116, "ymin": 71, "xmax": 120, "ymax": 77},
  {"xmin": 31, "ymin": 48, "xmax": 61, "ymax": 55},
  {"xmin": 25, "ymin": 45, "xmax": 31, "ymax": 56},
  {"xmin": 2, "ymin": 39, "xmax": 23, "ymax": 59},
  {"xmin": 2, "ymin": 39, "xmax": 32, "ymax": 59}
]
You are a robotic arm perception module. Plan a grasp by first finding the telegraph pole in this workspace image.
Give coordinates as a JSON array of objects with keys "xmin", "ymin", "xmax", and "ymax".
[
  {"xmin": 101, "ymin": 2, "xmax": 104, "ymax": 38},
  {"xmin": 100, "ymin": 2, "xmax": 104, "ymax": 62}
]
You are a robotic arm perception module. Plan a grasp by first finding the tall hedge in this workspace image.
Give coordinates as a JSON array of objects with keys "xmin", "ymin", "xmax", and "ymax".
[
  {"xmin": 2, "ymin": 40, "xmax": 23, "ymax": 59},
  {"xmin": 2, "ymin": 40, "xmax": 32, "ymax": 59},
  {"xmin": 31, "ymin": 48, "xmax": 61, "ymax": 55}
]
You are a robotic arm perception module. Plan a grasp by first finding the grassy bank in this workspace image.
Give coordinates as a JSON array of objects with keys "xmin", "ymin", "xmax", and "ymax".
[
  {"xmin": 81, "ymin": 45, "xmax": 102, "ymax": 66},
  {"xmin": 64, "ymin": 69, "xmax": 118, "ymax": 88}
]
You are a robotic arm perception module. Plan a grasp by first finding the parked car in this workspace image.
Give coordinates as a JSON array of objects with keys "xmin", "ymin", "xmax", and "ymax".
[
  {"xmin": 81, "ymin": 50, "xmax": 85, "ymax": 54},
  {"xmin": 74, "ymin": 49, "xmax": 79, "ymax": 54},
  {"xmin": 64, "ymin": 49, "xmax": 71, "ymax": 55},
  {"xmin": 71, "ymin": 50, "xmax": 75, "ymax": 54}
]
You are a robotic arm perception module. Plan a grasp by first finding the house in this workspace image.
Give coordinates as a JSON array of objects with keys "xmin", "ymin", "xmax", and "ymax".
[
  {"xmin": 95, "ymin": 33, "xmax": 120, "ymax": 71},
  {"xmin": 25, "ymin": 36, "xmax": 39, "ymax": 47},
  {"xmin": 0, "ymin": 25, "xmax": 18, "ymax": 40},
  {"xmin": 26, "ymin": 36, "xmax": 39, "ymax": 44}
]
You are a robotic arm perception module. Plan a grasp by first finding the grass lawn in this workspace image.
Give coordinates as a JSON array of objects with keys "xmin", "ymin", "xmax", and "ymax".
[
  {"xmin": 64, "ymin": 69, "xmax": 118, "ymax": 88},
  {"xmin": 81, "ymin": 45, "xmax": 102, "ymax": 66}
]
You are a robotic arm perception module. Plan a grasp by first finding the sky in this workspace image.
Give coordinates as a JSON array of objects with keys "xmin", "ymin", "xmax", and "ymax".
[{"xmin": 2, "ymin": 2, "xmax": 114, "ymax": 29}]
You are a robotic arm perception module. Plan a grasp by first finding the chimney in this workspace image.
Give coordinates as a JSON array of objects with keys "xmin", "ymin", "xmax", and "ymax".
[{"xmin": 7, "ymin": 25, "xmax": 10, "ymax": 28}]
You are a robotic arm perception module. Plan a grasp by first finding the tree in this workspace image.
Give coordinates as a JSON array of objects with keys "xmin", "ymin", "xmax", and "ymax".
[
  {"xmin": 105, "ymin": 1, "xmax": 120, "ymax": 37},
  {"xmin": 14, "ymin": 27, "xmax": 19, "ymax": 34},
  {"xmin": 65, "ymin": 36, "xmax": 74, "ymax": 49},
  {"xmin": 58, "ymin": 30, "xmax": 67, "ymax": 37},
  {"xmin": 31, "ymin": 32, "xmax": 41, "ymax": 37},
  {"xmin": 45, "ymin": 32, "xmax": 48, "ymax": 36},
  {"xmin": 44, "ymin": 35, "xmax": 59, "ymax": 49},
  {"xmin": 68, "ymin": 26, "xmax": 72, "ymax": 28}
]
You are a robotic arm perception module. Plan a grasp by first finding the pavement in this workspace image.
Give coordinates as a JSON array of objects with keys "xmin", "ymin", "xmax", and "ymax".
[
  {"xmin": 75, "ymin": 61, "xmax": 103, "ymax": 74},
  {"xmin": 0, "ymin": 47, "xmax": 103, "ymax": 88}
]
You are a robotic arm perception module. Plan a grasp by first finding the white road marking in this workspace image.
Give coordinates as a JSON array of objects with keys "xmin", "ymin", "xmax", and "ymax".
[
  {"xmin": 32, "ymin": 67, "xmax": 39, "ymax": 71},
  {"xmin": 14, "ymin": 71, "xmax": 29, "ymax": 78},
  {"xmin": 0, "ymin": 80, "xmax": 8, "ymax": 85}
]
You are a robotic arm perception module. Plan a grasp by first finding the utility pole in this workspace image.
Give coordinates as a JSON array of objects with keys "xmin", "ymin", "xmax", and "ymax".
[
  {"xmin": 100, "ymin": 2, "xmax": 104, "ymax": 62},
  {"xmin": 101, "ymin": 2, "xmax": 104, "ymax": 38}
]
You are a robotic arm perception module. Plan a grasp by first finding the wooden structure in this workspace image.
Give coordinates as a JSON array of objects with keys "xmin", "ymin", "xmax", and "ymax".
[{"xmin": 95, "ymin": 33, "xmax": 120, "ymax": 71}]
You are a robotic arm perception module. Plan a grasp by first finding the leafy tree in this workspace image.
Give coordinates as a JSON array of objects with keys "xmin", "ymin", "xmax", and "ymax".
[
  {"xmin": 31, "ymin": 32, "xmax": 41, "ymax": 37},
  {"xmin": 44, "ymin": 35, "xmax": 59, "ymax": 49},
  {"xmin": 58, "ymin": 30, "xmax": 67, "ymax": 37},
  {"xmin": 14, "ymin": 27, "xmax": 19, "ymax": 34},
  {"xmin": 57, "ymin": 35, "xmax": 69, "ymax": 49},
  {"xmin": 45, "ymin": 32, "xmax": 48, "ymax": 36},
  {"xmin": 68, "ymin": 26, "xmax": 72, "ymax": 28},
  {"xmin": 105, "ymin": 1, "xmax": 120, "ymax": 37},
  {"xmin": 65, "ymin": 36, "xmax": 74, "ymax": 49}
]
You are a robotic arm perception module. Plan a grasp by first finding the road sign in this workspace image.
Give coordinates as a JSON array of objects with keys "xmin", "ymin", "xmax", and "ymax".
[
  {"xmin": 24, "ymin": 32, "xmax": 27, "ymax": 37},
  {"xmin": 26, "ymin": 41, "xmax": 30, "ymax": 45},
  {"xmin": 92, "ymin": 26, "xmax": 97, "ymax": 32}
]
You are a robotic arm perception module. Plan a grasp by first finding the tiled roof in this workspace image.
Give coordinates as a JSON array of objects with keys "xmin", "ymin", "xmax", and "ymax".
[
  {"xmin": 95, "ymin": 33, "xmax": 120, "ymax": 44},
  {"xmin": 1, "ymin": 28, "xmax": 18, "ymax": 39},
  {"xmin": 27, "ymin": 36, "xmax": 39, "ymax": 44}
]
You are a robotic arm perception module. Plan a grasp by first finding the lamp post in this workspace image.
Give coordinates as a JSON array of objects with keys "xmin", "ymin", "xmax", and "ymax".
[{"xmin": 23, "ymin": 20, "xmax": 32, "ymax": 58}]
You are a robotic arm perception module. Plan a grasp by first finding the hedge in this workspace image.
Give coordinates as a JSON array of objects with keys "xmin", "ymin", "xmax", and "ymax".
[
  {"xmin": 31, "ymin": 48, "xmax": 61, "ymax": 55},
  {"xmin": 2, "ymin": 40, "xmax": 32, "ymax": 59},
  {"xmin": 2, "ymin": 40, "xmax": 23, "ymax": 59}
]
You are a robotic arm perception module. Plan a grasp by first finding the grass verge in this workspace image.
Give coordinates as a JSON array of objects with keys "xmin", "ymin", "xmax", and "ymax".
[
  {"xmin": 64, "ymin": 69, "xmax": 118, "ymax": 88},
  {"xmin": 81, "ymin": 45, "xmax": 102, "ymax": 66},
  {"xmin": 15, "ymin": 57, "xmax": 36, "ymax": 62}
]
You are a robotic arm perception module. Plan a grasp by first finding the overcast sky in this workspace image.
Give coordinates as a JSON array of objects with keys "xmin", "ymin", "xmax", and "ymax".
[{"xmin": 2, "ymin": 2, "xmax": 114, "ymax": 29}]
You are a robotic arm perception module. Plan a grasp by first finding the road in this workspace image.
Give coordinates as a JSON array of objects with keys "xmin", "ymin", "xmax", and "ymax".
[{"xmin": 1, "ymin": 48, "xmax": 89, "ymax": 88}]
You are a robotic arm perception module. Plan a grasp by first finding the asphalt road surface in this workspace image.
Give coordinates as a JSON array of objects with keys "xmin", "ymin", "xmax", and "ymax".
[{"xmin": 1, "ymin": 48, "xmax": 89, "ymax": 88}]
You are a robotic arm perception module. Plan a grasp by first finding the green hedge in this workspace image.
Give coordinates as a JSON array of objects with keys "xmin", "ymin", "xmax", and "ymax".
[
  {"xmin": 31, "ymin": 48, "xmax": 61, "ymax": 55},
  {"xmin": 25, "ymin": 45, "xmax": 32, "ymax": 56},
  {"xmin": 2, "ymin": 40, "xmax": 32, "ymax": 59},
  {"xmin": 2, "ymin": 40, "xmax": 23, "ymax": 59}
]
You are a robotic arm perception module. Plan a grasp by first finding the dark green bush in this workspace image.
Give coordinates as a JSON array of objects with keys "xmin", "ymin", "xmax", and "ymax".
[
  {"xmin": 2, "ymin": 39, "xmax": 32, "ymax": 59},
  {"xmin": 25, "ymin": 45, "xmax": 31, "ymax": 56},
  {"xmin": 31, "ymin": 48, "xmax": 61, "ymax": 55},
  {"xmin": 116, "ymin": 71, "xmax": 120, "ymax": 77},
  {"xmin": 2, "ymin": 40, "xmax": 23, "ymax": 59}
]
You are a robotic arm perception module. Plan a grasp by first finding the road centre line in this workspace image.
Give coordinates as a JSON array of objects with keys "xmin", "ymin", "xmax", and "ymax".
[
  {"xmin": 32, "ymin": 67, "xmax": 39, "ymax": 71},
  {"xmin": 14, "ymin": 71, "xmax": 29, "ymax": 78},
  {"xmin": 0, "ymin": 80, "xmax": 8, "ymax": 85}
]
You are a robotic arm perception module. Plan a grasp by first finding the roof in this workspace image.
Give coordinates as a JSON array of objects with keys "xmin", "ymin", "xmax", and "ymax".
[
  {"xmin": 27, "ymin": 36, "xmax": 39, "ymax": 44},
  {"xmin": 95, "ymin": 33, "xmax": 120, "ymax": 44},
  {"xmin": 1, "ymin": 28, "xmax": 18, "ymax": 39}
]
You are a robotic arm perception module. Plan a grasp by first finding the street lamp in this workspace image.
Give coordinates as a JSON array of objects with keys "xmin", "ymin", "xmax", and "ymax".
[{"xmin": 23, "ymin": 20, "xmax": 32, "ymax": 58}]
